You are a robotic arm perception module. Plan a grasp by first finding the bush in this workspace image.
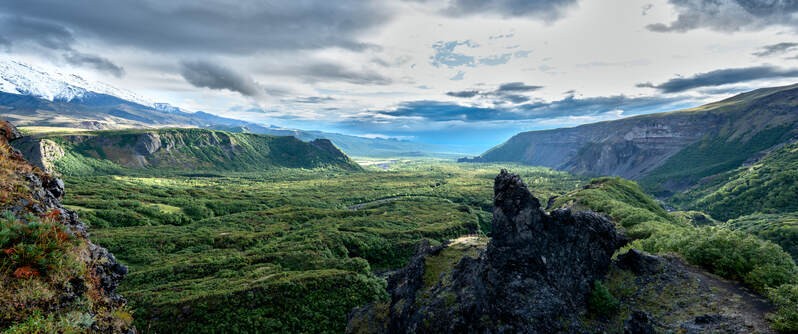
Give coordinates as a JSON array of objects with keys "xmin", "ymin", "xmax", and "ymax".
[
  {"xmin": 588, "ymin": 280, "xmax": 619, "ymax": 318},
  {"xmin": 768, "ymin": 284, "xmax": 798, "ymax": 332},
  {"xmin": 0, "ymin": 210, "xmax": 77, "ymax": 278},
  {"xmin": 641, "ymin": 227, "xmax": 797, "ymax": 294}
]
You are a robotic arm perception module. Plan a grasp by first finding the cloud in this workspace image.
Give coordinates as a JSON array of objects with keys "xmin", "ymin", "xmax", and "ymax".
[
  {"xmin": 2, "ymin": 1, "xmax": 390, "ymax": 54},
  {"xmin": 640, "ymin": 66, "xmax": 798, "ymax": 93},
  {"xmin": 752, "ymin": 42, "xmax": 798, "ymax": 57},
  {"xmin": 648, "ymin": 0, "xmax": 798, "ymax": 33},
  {"xmin": 446, "ymin": 90, "xmax": 480, "ymax": 98},
  {"xmin": 450, "ymin": 70, "xmax": 466, "ymax": 81},
  {"xmin": 641, "ymin": 3, "xmax": 654, "ymax": 15},
  {"xmin": 444, "ymin": 0, "xmax": 578, "ymax": 21},
  {"xmin": 63, "ymin": 51, "xmax": 125, "ymax": 77},
  {"xmin": 292, "ymin": 96, "xmax": 336, "ymax": 104},
  {"xmin": 379, "ymin": 94, "xmax": 682, "ymax": 122},
  {"xmin": 0, "ymin": 16, "xmax": 74, "ymax": 50},
  {"xmin": 446, "ymin": 82, "xmax": 542, "ymax": 103},
  {"xmin": 0, "ymin": 16, "xmax": 125, "ymax": 76},
  {"xmin": 180, "ymin": 61, "xmax": 261, "ymax": 96},
  {"xmin": 301, "ymin": 63, "xmax": 392, "ymax": 85},
  {"xmin": 496, "ymin": 82, "xmax": 543, "ymax": 92}
]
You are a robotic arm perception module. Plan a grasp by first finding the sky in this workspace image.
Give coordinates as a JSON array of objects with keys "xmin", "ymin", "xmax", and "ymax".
[{"xmin": 2, "ymin": 0, "xmax": 798, "ymax": 152}]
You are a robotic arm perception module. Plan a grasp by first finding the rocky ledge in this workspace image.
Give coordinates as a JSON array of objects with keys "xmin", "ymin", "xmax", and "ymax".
[
  {"xmin": 0, "ymin": 120, "xmax": 133, "ymax": 333},
  {"xmin": 348, "ymin": 170, "xmax": 627, "ymax": 333}
]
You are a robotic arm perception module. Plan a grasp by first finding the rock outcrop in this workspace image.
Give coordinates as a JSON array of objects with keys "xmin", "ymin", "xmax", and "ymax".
[
  {"xmin": 0, "ymin": 120, "xmax": 134, "ymax": 332},
  {"xmin": 348, "ymin": 170, "xmax": 627, "ymax": 333}
]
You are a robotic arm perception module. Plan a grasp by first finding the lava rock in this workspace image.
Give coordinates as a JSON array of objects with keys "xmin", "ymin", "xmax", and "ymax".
[
  {"xmin": 348, "ymin": 170, "xmax": 627, "ymax": 333},
  {"xmin": 624, "ymin": 311, "xmax": 656, "ymax": 334},
  {"xmin": 617, "ymin": 249, "xmax": 665, "ymax": 275}
]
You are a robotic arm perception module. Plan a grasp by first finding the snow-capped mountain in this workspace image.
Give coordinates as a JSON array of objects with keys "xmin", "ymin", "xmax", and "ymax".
[{"xmin": 0, "ymin": 59, "xmax": 153, "ymax": 106}]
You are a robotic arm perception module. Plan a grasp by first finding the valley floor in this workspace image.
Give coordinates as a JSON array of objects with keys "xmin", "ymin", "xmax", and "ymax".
[{"xmin": 61, "ymin": 161, "xmax": 582, "ymax": 332}]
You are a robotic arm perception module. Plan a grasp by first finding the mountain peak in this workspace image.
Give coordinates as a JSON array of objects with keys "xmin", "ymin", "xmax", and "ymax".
[{"xmin": 0, "ymin": 59, "xmax": 152, "ymax": 106}]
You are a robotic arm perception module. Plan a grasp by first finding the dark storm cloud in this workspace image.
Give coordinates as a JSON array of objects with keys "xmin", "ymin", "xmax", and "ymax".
[
  {"xmin": 446, "ymin": 90, "xmax": 480, "ymax": 98},
  {"xmin": 301, "ymin": 63, "xmax": 392, "ymax": 85},
  {"xmin": 648, "ymin": 0, "xmax": 798, "ymax": 33},
  {"xmin": 752, "ymin": 42, "xmax": 798, "ymax": 57},
  {"xmin": 496, "ymin": 82, "xmax": 543, "ymax": 92},
  {"xmin": 382, "ymin": 95, "xmax": 680, "ymax": 122},
  {"xmin": 2, "ymin": 1, "xmax": 389, "ymax": 53},
  {"xmin": 446, "ymin": 82, "xmax": 542, "ymax": 103},
  {"xmin": 639, "ymin": 66, "xmax": 798, "ymax": 93},
  {"xmin": 0, "ymin": 16, "xmax": 74, "ymax": 50},
  {"xmin": 0, "ymin": 16, "xmax": 126, "ymax": 77},
  {"xmin": 180, "ymin": 61, "xmax": 261, "ymax": 97},
  {"xmin": 444, "ymin": 0, "xmax": 579, "ymax": 21},
  {"xmin": 63, "ymin": 51, "xmax": 125, "ymax": 77}
]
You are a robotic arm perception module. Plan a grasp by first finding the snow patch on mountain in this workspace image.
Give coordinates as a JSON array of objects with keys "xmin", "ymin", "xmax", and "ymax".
[{"xmin": 0, "ymin": 59, "xmax": 153, "ymax": 106}]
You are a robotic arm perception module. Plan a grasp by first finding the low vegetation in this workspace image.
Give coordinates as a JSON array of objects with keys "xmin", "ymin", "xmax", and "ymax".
[
  {"xmin": 61, "ymin": 161, "xmax": 582, "ymax": 332},
  {"xmin": 554, "ymin": 177, "xmax": 798, "ymax": 331}
]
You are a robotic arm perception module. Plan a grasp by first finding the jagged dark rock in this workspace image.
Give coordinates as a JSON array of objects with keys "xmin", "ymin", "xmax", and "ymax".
[
  {"xmin": 617, "ymin": 249, "xmax": 665, "ymax": 275},
  {"xmin": 348, "ymin": 170, "xmax": 627, "ymax": 333},
  {"xmin": 624, "ymin": 311, "xmax": 656, "ymax": 334}
]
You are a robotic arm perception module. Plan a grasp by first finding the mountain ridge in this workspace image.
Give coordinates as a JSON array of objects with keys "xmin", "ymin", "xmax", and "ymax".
[
  {"xmin": 0, "ymin": 60, "xmax": 464, "ymax": 158},
  {"xmin": 12, "ymin": 128, "xmax": 362, "ymax": 174},
  {"xmin": 466, "ymin": 84, "xmax": 798, "ymax": 194}
]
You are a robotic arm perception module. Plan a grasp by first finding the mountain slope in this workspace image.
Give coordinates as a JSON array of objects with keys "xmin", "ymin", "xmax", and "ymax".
[
  {"xmin": 13, "ymin": 128, "xmax": 362, "ymax": 174},
  {"xmin": 0, "ymin": 60, "xmax": 462, "ymax": 158},
  {"xmin": 670, "ymin": 140, "xmax": 798, "ymax": 260},
  {"xmin": 0, "ymin": 121, "xmax": 134, "ymax": 332},
  {"xmin": 469, "ymin": 84, "xmax": 798, "ymax": 194}
]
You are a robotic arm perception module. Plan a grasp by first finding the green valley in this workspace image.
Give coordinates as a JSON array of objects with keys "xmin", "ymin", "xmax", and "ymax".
[{"xmin": 58, "ymin": 160, "xmax": 583, "ymax": 332}]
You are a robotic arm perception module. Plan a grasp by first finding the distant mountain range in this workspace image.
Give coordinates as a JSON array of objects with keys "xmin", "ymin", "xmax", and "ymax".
[
  {"xmin": 0, "ymin": 60, "xmax": 460, "ymax": 158},
  {"xmin": 464, "ymin": 84, "xmax": 798, "ymax": 195}
]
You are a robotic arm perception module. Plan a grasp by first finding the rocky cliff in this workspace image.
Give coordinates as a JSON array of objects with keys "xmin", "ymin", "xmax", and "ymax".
[
  {"xmin": 13, "ymin": 128, "xmax": 362, "ymax": 173},
  {"xmin": 348, "ymin": 170, "xmax": 627, "ymax": 333},
  {"xmin": 0, "ymin": 120, "xmax": 134, "ymax": 332},
  {"xmin": 347, "ymin": 170, "xmax": 780, "ymax": 333},
  {"xmin": 469, "ymin": 84, "xmax": 798, "ymax": 194}
]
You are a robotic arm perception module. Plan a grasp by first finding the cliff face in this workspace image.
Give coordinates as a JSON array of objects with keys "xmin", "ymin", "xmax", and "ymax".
[
  {"xmin": 348, "ymin": 170, "xmax": 627, "ymax": 333},
  {"xmin": 14, "ymin": 128, "xmax": 362, "ymax": 173},
  {"xmin": 474, "ymin": 84, "xmax": 798, "ymax": 193},
  {"xmin": 0, "ymin": 120, "xmax": 134, "ymax": 333}
]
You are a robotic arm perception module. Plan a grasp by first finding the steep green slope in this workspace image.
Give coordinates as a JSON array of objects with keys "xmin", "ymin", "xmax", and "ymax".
[
  {"xmin": 471, "ymin": 84, "xmax": 798, "ymax": 194},
  {"xmin": 552, "ymin": 177, "xmax": 798, "ymax": 332},
  {"xmin": 673, "ymin": 141, "xmax": 798, "ymax": 220},
  {"xmin": 14, "ymin": 128, "xmax": 361, "ymax": 174},
  {"xmin": 670, "ymin": 141, "xmax": 798, "ymax": 260}
]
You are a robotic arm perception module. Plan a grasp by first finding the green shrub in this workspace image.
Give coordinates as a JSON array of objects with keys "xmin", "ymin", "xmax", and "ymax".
[
  {"xmin": 588, "ymin": 280, "xmax": 620, "ymax": 318},
  {"xmin": 768, "ymin": 284, "xmax": 798, "ymax": 332},
  {"xmin": 641, "ymin": 227, "xmax": 797, "ymax": 294},
  {"xmin": 0, "ymin": 210, "xmax": 78, "ymax": 278}
]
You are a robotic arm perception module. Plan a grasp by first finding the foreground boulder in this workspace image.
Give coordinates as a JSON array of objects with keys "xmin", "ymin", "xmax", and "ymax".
[{"xmin": 348, "ymin": 170, "xmax": 627, "ymax": 333}]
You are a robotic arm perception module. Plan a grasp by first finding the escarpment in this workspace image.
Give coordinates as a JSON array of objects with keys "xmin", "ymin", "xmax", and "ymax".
[
  {"xmin": 12, "ymin": 128, "xmax": 362, "ymax": 173},
  {"xmin": 0, "ymin": 120, "xmax": 134, "ymax": 333},
  {"xmin": 348, "ymin": 170, "xmax": 627, "ymax": 333}
]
